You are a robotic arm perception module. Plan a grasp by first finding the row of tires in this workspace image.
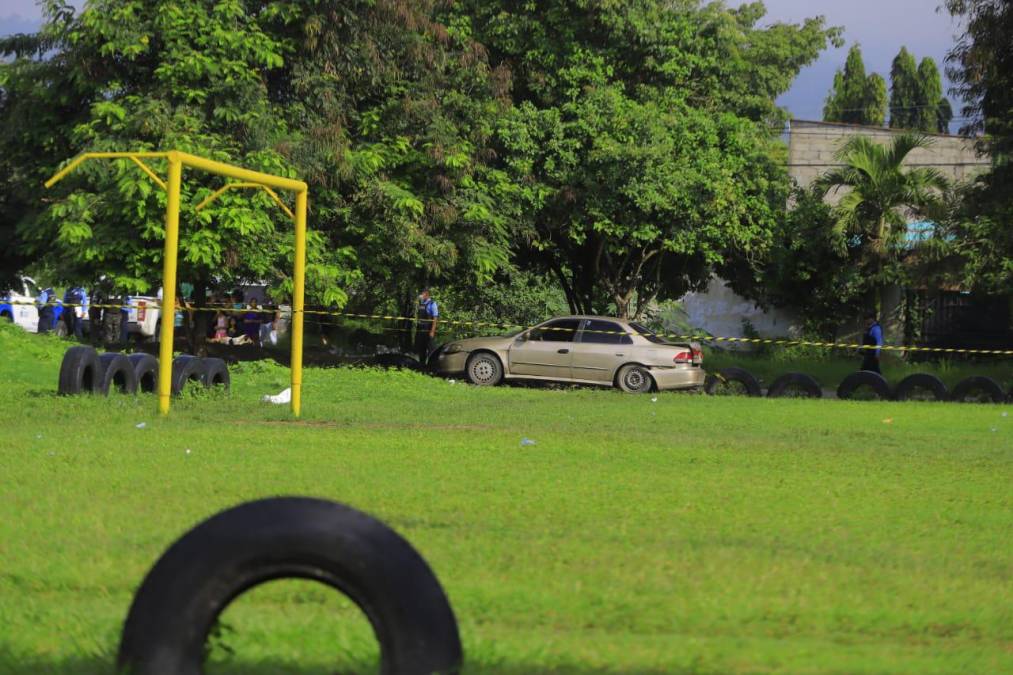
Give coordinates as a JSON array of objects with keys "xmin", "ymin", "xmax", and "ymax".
[
  {"xmin": 58, "ymin": 346, "xmax": 230, "ymax": 396},
  {"xmin": 704, "ymin": 367, "xmax": 1011, "ymax": 403}
]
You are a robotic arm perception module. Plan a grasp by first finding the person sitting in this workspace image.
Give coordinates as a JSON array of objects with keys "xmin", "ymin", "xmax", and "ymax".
[{"xmin": 243, "ymin": 299, "xmax": 263, "ymax": 346}]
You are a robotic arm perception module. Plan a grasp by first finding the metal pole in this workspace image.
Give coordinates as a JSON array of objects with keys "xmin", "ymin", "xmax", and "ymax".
[
  {"xmin": 157, "ymin": 154, "xmax": 183, "ymax": 415},
  {"xmin": 291, "ymin": 189, "xmax": 307, "ymax": 417}
]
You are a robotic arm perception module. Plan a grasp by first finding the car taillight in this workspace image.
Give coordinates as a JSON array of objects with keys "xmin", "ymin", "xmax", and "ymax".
[
  {"xmin": 673, "ymin": 350, "xmax": 691, "ymax": 364},
  {"xmin": 137, "ymin": 301, "xmax": 145, "ymax": 321}
]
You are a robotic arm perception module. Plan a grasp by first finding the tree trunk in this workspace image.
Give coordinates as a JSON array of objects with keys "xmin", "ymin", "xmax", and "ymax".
[{"xmin": 190, "ymin": 279, "xmax": 209, "ymax": 356}]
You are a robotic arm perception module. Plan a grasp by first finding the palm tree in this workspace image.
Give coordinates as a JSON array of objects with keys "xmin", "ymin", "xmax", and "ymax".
[{"xmin": 816, "ymin": 133, "xmax": 949, "ymax": 314}]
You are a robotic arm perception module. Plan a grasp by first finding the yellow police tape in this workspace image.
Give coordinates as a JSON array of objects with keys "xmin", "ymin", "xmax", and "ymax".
[{"xmin": 7, "ymin": 300, "xmax": 1013, "ymax": 356}]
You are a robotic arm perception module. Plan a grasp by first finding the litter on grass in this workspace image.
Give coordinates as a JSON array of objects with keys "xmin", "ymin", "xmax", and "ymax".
[
  {"xmin": 520, "ymin": 437, "xmax": 537, "ymax": 447},
  {"xmin": 262, "ymin": 388, "xmax": 291, "ymax": 404},
  {"xmin": 135, "ymin": 422, "xmax": 146, "ymax": 429}
]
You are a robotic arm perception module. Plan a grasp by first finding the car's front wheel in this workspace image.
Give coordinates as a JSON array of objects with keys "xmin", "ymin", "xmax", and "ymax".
[
  {"xmin": 465, "ymin": 352, "xmax": 503, "ymax": 387},
  {"xmin": 616, "ymin": 364, "xmax": 654, "ymax": 393}
]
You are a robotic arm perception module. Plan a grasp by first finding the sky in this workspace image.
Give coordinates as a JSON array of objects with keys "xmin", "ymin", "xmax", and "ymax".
[{"xmin": 1, "ymin": 0, "xmax": 964, "ymax": 128}]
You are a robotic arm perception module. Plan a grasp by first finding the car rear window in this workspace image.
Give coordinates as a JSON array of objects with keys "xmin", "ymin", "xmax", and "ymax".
[
  {"xmin": 581, "ymin": 320, "xmax": 632, "ymax": 345},
  {"xmin": 629, "ymin": 322, "xmax": 672, "ymax": 345}
]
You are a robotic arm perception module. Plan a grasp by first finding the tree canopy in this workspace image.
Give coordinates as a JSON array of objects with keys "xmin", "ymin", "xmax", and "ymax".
[{"xmin": 823, "ymin": 44, "xmax": 887, "ymax": 126}]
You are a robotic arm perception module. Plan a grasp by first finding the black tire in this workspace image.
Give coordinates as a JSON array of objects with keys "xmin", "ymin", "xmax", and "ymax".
[
  {"xmin": 129, "ymin": 353, "xmax": 159, "ymax": 394},
  {"xmin": 836, "ymin": 371, "xmax": 892, "ymax": 401},
  {"xmin": 58, "ymin": 345, "xmax": 101, "ymax": 395},
  {"xmin": 950, "ymin": 376, "xmax": 1006, "ymax": 404},
  {"xmin": 703, "ymin": 367, "xmax": 762, "ymax": 397},
  {"xmin": 766, "ymin": 372, "xmax": 823, "ymax": 399},
  {"xmin": 117, "ymin": 497, "xmax": 462, "ymax": 675},
  {"xmin": 171, "ymin": 355, "xmax": 207, "ymax": 396},
  {"xmin": 466, "ymin": 351, "xmax": 503, "ymax": 386},
  {"xmin": 894, "ymin": 373, "xmax": 948, "ymax": 402},
  {"xmin": 202, "ymin": 357, "xmax": 231, "ymax": 391},
  {"xmin": 616, "ymin": 363, "xmax": 654, "ymax": 393},
  {"xmin": 98, "ymin": 352, "xmax": 138, "ymax": 395}
]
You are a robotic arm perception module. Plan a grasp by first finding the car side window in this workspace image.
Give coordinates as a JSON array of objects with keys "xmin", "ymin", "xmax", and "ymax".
[
  {"xmin": 580, "ymin": 320, "xmax": 632, "ymax": 345},
  {"xmin": 527, "ymin": 319, "xmax": 580, "ymax": 342}
]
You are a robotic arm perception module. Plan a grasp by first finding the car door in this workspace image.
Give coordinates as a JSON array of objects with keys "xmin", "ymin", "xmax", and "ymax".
[
  {"xmin": 571, "ymin": 319, "xmax": 633, "ymax": 382},
  {"xmin": 508, "ymin": 319, "xmax": 580, "ymax": 379}
]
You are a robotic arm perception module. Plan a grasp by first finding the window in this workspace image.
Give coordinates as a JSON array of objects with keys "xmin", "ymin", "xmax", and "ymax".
[
  {"xmin": 526, "ymin": 319, "xmax": 580, "ymax": 342},
  {"xmin": 581, "ymin": 320, "xmax": 632, "ymax": 345},
  {"xmin": 629, "ymin": 322, "xmax": 670, "ymax": 345}
]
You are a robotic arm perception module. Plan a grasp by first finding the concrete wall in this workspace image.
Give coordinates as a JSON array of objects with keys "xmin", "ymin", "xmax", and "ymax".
[
  {"xmin": 680, "ymin": 277, "xmax": 800, "ymax": 347},
  {"xmin": 788, "ymin": 119, "xmax": 990, "ymax": 190}
]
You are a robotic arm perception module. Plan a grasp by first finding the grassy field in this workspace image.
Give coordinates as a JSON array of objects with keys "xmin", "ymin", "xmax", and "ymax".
[{"xmin": 1, "ymin": 322, "xmax": 1011, "ymax": 674}]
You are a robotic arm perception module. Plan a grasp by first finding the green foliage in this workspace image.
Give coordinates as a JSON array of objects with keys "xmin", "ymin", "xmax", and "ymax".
[
  {"xmin": 916, "ymin": 58, "xmax": 950, "ymax": 133},
  {"xmin": 889, "ymin": 47, "xmax": 921, "ymax": 130},
  {"xmin": 462, "ymin": 0, "xmax": 837, "ymax": 318},
  {"xmin": 816, "ymin": 133, "xmax": 949, "ymax": 313},
  {"xmin": 822, "ymin": 44, "xmax": 887, "ymax": 126}
]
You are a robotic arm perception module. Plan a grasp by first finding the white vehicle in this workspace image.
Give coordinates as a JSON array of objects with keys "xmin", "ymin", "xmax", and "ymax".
[
  {"xmin": 125, "ymin": 291, "xmax": 183, "ymax": 341},
  {"xmin": 0, "ymin": 276, "xmax": 41, "ymax": 332}
]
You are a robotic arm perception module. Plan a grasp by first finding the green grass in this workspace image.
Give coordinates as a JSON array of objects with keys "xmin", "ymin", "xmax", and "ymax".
[{"xmin": 1, "ymin": 322, "xmax": 1011, "ymax": 674}]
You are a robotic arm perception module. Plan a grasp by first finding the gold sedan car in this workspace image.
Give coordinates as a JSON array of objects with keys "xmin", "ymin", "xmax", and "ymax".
[{"xmin": 435, "ymin": 316, "xmax": 704, "ymax": 393}]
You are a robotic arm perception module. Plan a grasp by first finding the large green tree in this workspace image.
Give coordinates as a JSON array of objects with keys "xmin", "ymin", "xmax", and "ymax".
[
  {"xmin": 916, "ymin": 57, "xmax": 952, "ymax": 133},
  {"xmin": 823, "ymin": 44, "xmax": 887, "ymax": 126},
  {"xmin": 0, "ymin": 0, "xmax": 513, "ymax": 320},
  {"xmin": 816, "ymin": 134, "xmax": 948, "ymax": 313},
  {"xmin": 889, "ymin": 47, "xmax": 921, "ymax": 130},
  {"xmin": 460, "ymin": 0, "xmax": 838, "ymax": 318}
]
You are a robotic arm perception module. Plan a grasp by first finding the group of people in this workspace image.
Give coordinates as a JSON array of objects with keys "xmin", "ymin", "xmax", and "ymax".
[{"xmin": 208, "ymin": 294, "xmax": 284, "ymax": 347}]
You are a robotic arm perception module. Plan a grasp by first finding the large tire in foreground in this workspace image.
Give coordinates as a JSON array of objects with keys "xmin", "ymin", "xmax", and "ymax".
[
  {"xmin": 704, "ymin": 367, "xmax": 762, "ymax": 397},
  {"xmin": 98, "ymin": 352, "xmax": 138, "ymax": 395},
  {"xmin": 951, "ymin": 376, "xmax": 1006, "ymax": 404},
  {"xmin": 129, "ymin": 353, "xmax": 159, "ymax": 393},
  {"xmin": 766, "ymin": 372, "xmax": 823, "ymax": 399},
  {"xmin": 58, "ymin": 345, "xmax": 101, "ymax": 395},
  {"xmin": 118, "ymin": 497, "xmax": 462, "ymax": 675},
  {"xmin": 836, "ymin": 371, "xmax": 892, "ymax": 401},
  {"xmin": 465, "ymin": 351, "xmax": 503, "ymax": 387},
  {"xmin": 616, "ymin": 364, "xmax": 654, "ymax": 393},
  {"xmin": 894, "ymin": 373, "xmax": 948, "ymax": 402},
  {"xmin": 171, "ymin": 355, "xmax": 207, "ymax": 396},
  {"xmin": 202, "ymin": 357, "xmax": 231, "ymax": 391}
]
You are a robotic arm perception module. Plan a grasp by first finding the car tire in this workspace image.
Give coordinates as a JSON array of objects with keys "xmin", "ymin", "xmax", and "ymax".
[
  {"xmin": 129, "ymin": 353, "xmax": 160, "ymax": 393},
  {"xmin": 98, "ymin": 352, "xmax": 138, "ymax": 395},
  {"xmin": 704, "ymin": 367, "xmax": 762, "ymax": 397},
  {"xmin": 466, "ymin": 352, "xmax": 503, "ymax": 386},
  {"xmin": 836, "ymin": 371, "xmax": 892, "ymax": 401},
  {"xmin": 202, "ymin": 357, "xmax": 231, "ymax": 391},
  {"xmin": 171, "ymin": 355, "xmax": 206, "ymax": 396},
  {"xmin": 616, "ymin": 364, "xmax": 654, "ymax": 393},
  {"xmin": 117, "ymin": 497, "xmax": 462, "ymax": 675},
  {"xmin": 894, "ymin": 373, "xmax": 948, "ymax": 402},
  {"xmin": 58, "ymin": 345, "xmax": 101, "ymax": 395},
  {"xmin": 950, "ymin": 376, "xmax": 1006, "ymax": 404},
  {"xmin": 766, "ymin": 372, "xmax": 823, "ymax": 399}
]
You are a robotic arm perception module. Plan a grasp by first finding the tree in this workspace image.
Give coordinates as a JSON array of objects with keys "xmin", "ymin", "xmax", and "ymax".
[
  {"xmin": 916, "ymin": 57, "xmax": 952, "ymax": 133},
  {"xmin": 823, "ymin": 44, "xmax": 887, "ymax": 126},
  {"xmin": 889, "ymin": 47, "xmax": 921, "ymax": 129},
  {"xmin": 460, "ymin": 0, "xmax": 839, "ymax": 318},
  {"xmin": 815, "ymin": 133, "xmax": 949, "ymax": 313},
  {"xmin": 939, "ymin": 0, "xmax": 1013, "ymax": 295}
]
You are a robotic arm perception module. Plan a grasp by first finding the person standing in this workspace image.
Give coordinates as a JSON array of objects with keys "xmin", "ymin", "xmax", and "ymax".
[
  {"xmin": 415, "ymin": 288, "xmax": 439, "ymax": 364},
  {"xmin": 62, "ymin": 286, "xmax": 87, "ymax": 339},
  {"xmin": 860, "ymin": 313, "xmax": 884, "ymax": 373},
  {"xmin": 36, "ymin": 287, "xmax": 54, "ymax": 334},
  {"xmin": 243, "ymin": 298, "xmax": 263, "ymax": 346}
]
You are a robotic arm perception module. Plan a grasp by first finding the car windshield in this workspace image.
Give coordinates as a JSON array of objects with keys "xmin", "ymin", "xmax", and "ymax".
[
  {"xmin": 629, "ymin": 322, "xmax": 674, "ymax": 345},
  {"xmin": 23, "ymin": 279, "xmax": 39, "ymax": 297}
]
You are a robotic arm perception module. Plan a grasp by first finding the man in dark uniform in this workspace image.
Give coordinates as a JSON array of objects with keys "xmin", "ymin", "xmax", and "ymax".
[
  {"xmin": 415, "ymin": 288, "xmax": 439, "ymax": 364},
  {"xmin": 860, "ymin": 312, "xmax": 884, "ymax": 373}
]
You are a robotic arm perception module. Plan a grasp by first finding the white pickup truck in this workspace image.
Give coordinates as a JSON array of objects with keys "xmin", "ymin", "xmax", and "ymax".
[
  {"xmin": 125, "ymin": 293, "xmax": 183, "ymax": 341},
  {"xmin": 0, "ymin": 276, "xmax": 43, "ymax": 332}
]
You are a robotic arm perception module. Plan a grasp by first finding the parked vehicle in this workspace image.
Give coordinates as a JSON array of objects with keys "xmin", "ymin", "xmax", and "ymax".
[
  {"xmin": 0, "ymin": 276, "xmax": 65, "ymax": 333},
  {"xmin": 435, "ymin": 316, "xmax": 705, "ymax": 393}
]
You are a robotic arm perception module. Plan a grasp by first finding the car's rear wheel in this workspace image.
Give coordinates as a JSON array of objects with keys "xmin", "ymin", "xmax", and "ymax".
[
  {"xmin": 616, "ymin": 364, "xmax": 654, "ymax": 393},
  {"xmin": 466, "ymin": 352, "xmax": 503, "ymax": 386}
]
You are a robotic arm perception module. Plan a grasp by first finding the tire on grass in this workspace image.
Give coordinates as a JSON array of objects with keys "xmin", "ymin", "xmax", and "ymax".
[
  {"xmin": 117, "ymin": 497, "xmax": 462, "ymax": 675},
  {"xmin": 894, "ymin": 373, "xmax": 947, "ymax": 402},
  {"xmin": 703, "ymin": 367, "xmax": 762, "ymax": 397},
  {"xmin": 129, "ymin": 353, "xmax": 159, "ymax": 394},
  {"xmin": 98, "ymin": 352, "xmax": 138, "ymax": 395},
  {"xmin": 766, "ymin": 372, "xmax": 822, "ymax": 399},
  {"xmin": 202, "ymin": 357, "xmax": 231, "ymax": 391},
  {"xmin": 58, "ymin": 345, "xmax": 101, "ymax": 395},
  {"xmin": 171, "ymin": 355, "xmax": 207, "ymax": 396},
  {"xmin": 836, "ymin": 371, "xmax": 892, "ymax": 401},
  {"xmin": 950, "ymin": 376, "xmax": 1006, "ymax": 404},
  {"xmin": 465, "ymin": 351, "xmax": 503, "ymax": 387}
]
